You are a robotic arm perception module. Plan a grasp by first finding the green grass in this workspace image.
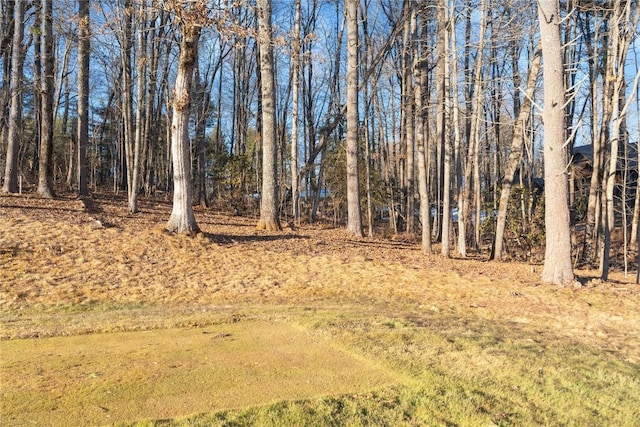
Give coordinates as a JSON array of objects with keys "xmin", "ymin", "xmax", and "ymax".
[{"xmin": 109, "ymin": 308, "xmax": 640, "ymax": 427}]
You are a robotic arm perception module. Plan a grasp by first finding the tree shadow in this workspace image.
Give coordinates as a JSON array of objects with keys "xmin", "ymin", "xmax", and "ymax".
[
  {"xmin": 344, "ymin": 239, "xmax": 418, "ymax": 250},
  {"xmin": 201, "ymin": 232, "xmax": 310, "ymax": 246},
  {"xmin": 0, "ymin": 203, "xmax": 83, "ymax": 215},
  {"xmin": 79, "ymin": 196, "xmax": 105, "ymax": 215}
]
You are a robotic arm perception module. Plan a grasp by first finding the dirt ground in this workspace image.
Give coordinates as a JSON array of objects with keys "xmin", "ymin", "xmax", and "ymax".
[{"xmin": 1, "ymin": 191, "xmax": 638, "ymax": 358}]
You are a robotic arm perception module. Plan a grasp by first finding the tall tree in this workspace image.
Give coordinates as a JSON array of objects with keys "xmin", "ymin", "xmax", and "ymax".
[
  {"xmin": 256, "ymin": 0, "xmax": 281, "ymax": 231},
  {"xmin": 290, "ymin": 0, "xmax": 301, "ymax": 222},
  {"xmin": 600, "ymin": 0, "xmax": 639, "ymax": 280},
  {"xmin": 132, "ymin": 1, "xmax": 148, "ymax": 206},
  {"xmin": 36, "ymin": 0, "xmax": 55, "ymax": 198},
  {"xmin": 120, "ymin": 0, "xmax": 139, "ymax": 212},
  {"xmin": 538, "ymin": 0, "xmax": 574, "ymax": 285},
  {"xmin": 457, "ymin": 0, "xmax": 487, "ymax": 256},
  {"xmin": 255, "ymin": 0, "xmax": 281, "ymax": 231},
  {"xmin": 402, "ymin": 0, "xmax": 415, "ymax": 235},
  {"xmin": 76, "ymin": 0, "xmax": 90, "ymax": 196},
  {"xmin": 415, "ymin": 9, "xmax": 431, "ymax": 255},
  {"xmin": 345, "ymin": 0, "xmax": 363, "ymax": 237},
  {"xmin": 0, "ymin": 0, "xmax": 14, "ymax": 168},
  {"xmin": 165, "ymin": 0, "xmax": 204, "ymax": 235},
  {"xmin": 492, "ymin": 45, "xmax": 541, "ymax": 261},
  {"xmin": 437, "ymin": 0, "xmax": 450, "ymax": 256},
  {"xmin": 581, "ymin": 7, "xmax": 609, "ymax": 266},
  {"xmin": 2, "ymin": 0, "xmax": 23, "ymax": 193}
]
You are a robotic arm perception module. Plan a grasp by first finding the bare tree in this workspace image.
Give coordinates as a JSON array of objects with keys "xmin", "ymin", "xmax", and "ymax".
[
  {"xmin": 165, "ymin": 0, "xmax": 205, "ymax": 235},
  {"xmin": 402, "ymin": 0, "xmax": 415, "ymax": 235},
  {"xmin": 415, "ymin": 9, "xmax": 431, "ymax": 255},
  {"xmin": 600, "ymin": 0, "xmax": 639, "ymax": 280},
  {"xmin": 492, "ymin": 45, "xmax": 541, "ymax": 260},
  {"xmin": 2, "ymin": 0, "xmax": 23, "ymax": 193},
  {"xmin": 36, "ymin": 0, "xmax": 55, "ymax": 198},
  {"xmin": 132, "ymin": 2, "xmax": 148, "ymax": 206},
  {"xmin": 346, "ymin": 0, "xmax": 363, "ymax": 237},
  {"xmin": 437, "ymin": 0, "xmax": 450, "ymax": 256},
  {"xmin": 538, "ymin": 0, "xmax": 574, "ymax": 285},
  {"xmin": 290, "ymin": 0, "xmax": 301, "ymax": 222},
  {"xmin": 255, "ymin": 0, "xmax": 281, "ymax": 231},
  {"xmin": 0, "ymin": 0, "xmax": 13, "ymax": 159},
  {"xmin": 120, "ymin": 0, "xmax": 139, "ymax": 212},
  {"xmin": 458, "ymin": 0, "xmax": 487, "ymax": 256},
  {"xmin": 76, "ymin": 0, "xmax": 89, "ymax": 196}
]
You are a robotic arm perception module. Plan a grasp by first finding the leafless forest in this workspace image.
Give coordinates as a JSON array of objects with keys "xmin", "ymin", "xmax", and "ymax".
[{"xmin": 1, "ymin": 0, "xmax": 639, "ymax": 284}]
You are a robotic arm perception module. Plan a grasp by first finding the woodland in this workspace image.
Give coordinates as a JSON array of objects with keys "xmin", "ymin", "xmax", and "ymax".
[
  {"xmin": 1, "ymin": 1, "xmax": 640, "ymax": 425},
  {"xmin": 1, "ymin": 2, "xmax": 640, "ymax": 277}
]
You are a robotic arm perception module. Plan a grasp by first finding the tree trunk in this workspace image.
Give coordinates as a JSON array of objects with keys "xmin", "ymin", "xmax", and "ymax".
[
  {"xmin": 166, "ymin": 12, "xmax": 201, "ymax": 235},
  {"xmin": 0, "ymin": 0, "xmax": 14, "ymax": 164},
  {"xmin": 403, "ymin": 0, "xmax": 415, "ymax": 235},
  {"xmin": 493, "ymin": 46, "xmax": 541, "ymax": 261},
  {"xmin": 77, "ymin": 0, "xmax": 89, "ymax": 196},
  {"xmin": 121, "ymin": 0, "xmax": 138, "ymax": 212},
  {"xmin": 2, "ymin": 0, "xmax": 23, "ymax": 193},
  {"xmin": 437, "ymin": 0, "xmax": 449, "ymax": 256},
  {"xmin": 581, "ymin": 12, "xmax": 606, "ymax": 266},
  {"xmin": 415, "ymin": 25, "xmax": 430, "ymax": 255},
  {"xmin": 133, "ymin": 2, "xmax": 147, "ymax": 206},
  {"xmin": 255, "ymin": 0, "xmax": 281, "ymax": 231},
  {"xmin": 345, "ymin": 0, "xmax": 363, "ymax": 237},
  {"xmin": 458, "ymin": 0, "xmax": 487, "ymax": 256},
  {"xmin": 291, "ymin": 0, "xmax": 301, "ymax": 222},
  {"xmin": 539, "ymin": 0, "xmax": 574, "ymax": 285},
  {"xmin": 36, "ymin": 0, "xmax": 55, "ymax": 198},
  {"xmin": 599, "ymin": 1, "xmax": 639, "ymax": 280},
  {"xmin": 194, "ymin": 69, "xmax": 209, "ymax": 208}
]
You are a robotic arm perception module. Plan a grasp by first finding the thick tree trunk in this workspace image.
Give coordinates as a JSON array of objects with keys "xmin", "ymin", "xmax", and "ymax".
[
  {"xmin": 345, "ymin": 0, "xmax": 363, "ymax": 237},
  {"xmin": 2, "ymin": 0, "xmax": 23, "ymax": 193},
  {"xmin": 256, "ymin": 0, "xmax": 281, "ymax": 232},
  {"xmin": 166, "ymin": 21, "xmax": 201, "ymax": 235},
  {"xmin": 36, "ymin": 0, "xmax": 55, "ymax": 198},
  {"xmin": 539, "ymin": 0, "xmax": 574, "ymax": 285},
  {"xmin": 76, "ymin": 0, "xmax": 89, "ymax": 196}
]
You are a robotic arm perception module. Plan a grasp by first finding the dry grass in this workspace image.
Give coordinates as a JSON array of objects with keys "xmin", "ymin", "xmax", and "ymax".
[
  {"xmin": 1, "ymin": 321, "xmax": 393, "ymax": 426},
  {"xmin": 1, "ymin": 191, "xmax": 639, "ymax": 426}
]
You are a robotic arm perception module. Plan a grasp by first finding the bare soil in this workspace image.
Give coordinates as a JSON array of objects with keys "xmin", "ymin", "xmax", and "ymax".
[{"xmin": 1, "ymin": 191, "xmax": 639, "ymax": 425}]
